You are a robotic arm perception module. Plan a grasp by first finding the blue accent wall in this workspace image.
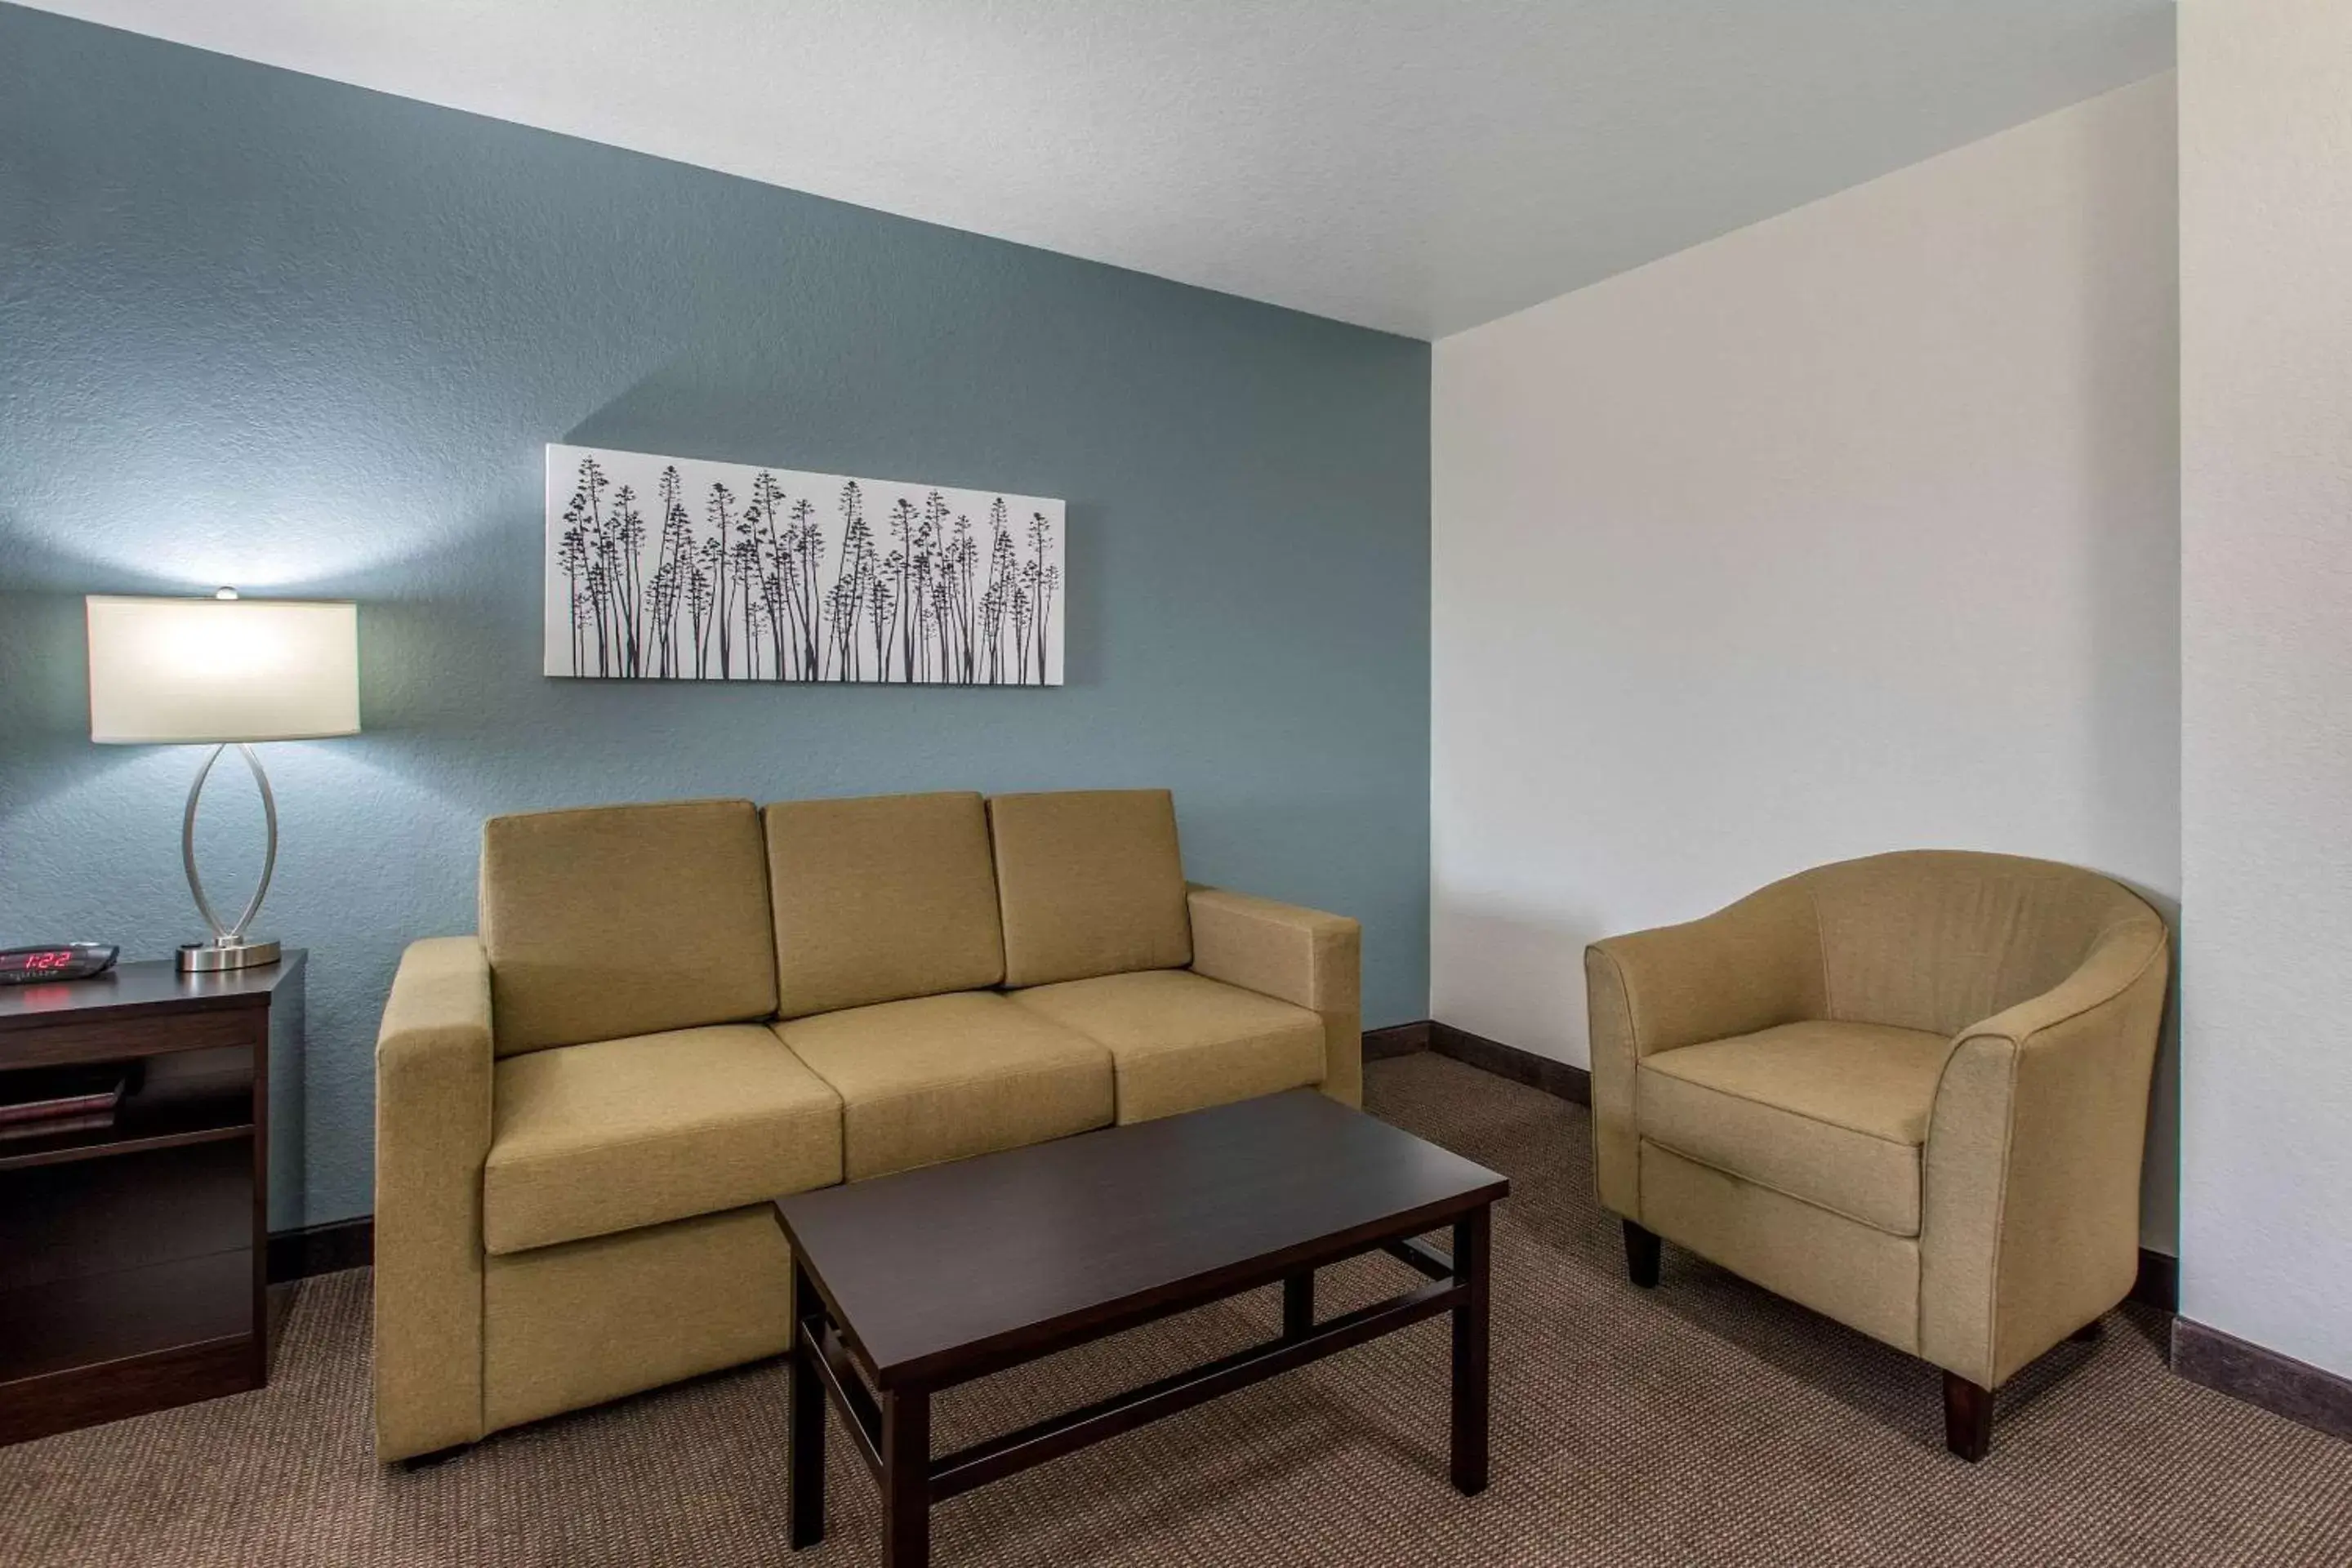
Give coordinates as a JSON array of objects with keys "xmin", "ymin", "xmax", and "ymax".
[{"xmin": 0, "ymin": 7, "xmax": 1431, "ymax": 1227}]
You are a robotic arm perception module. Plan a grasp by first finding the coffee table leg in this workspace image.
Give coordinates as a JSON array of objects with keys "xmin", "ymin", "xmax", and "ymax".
[
  {"xmin": 788, "ymin": 1258, "xmax": 826, "ymax": 1550},
  {"xmin": 882, "ymin": 1385, "xmax": 931, "ymax": 1568},
  {"xmin": 1450, "ymin": 1205, "xmax": 1491, "ymax": 1496},
  {"xmin": 1283, "ymin": 1270, "xmax": 1316, "ymax": 1339}
]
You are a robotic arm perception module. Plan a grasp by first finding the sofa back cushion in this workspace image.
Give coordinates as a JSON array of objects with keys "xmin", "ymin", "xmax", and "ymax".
[
  {"xmin": 988, "ymin": 790, "xmax": 1192, "ymax": 988},
  {"xmin": 764, "ymin": 791, "xmax": 1006, "ymax": 1019},
  {"xmin": 479, "ymin": 800, "xmax": 778, "ymax": 1055}
]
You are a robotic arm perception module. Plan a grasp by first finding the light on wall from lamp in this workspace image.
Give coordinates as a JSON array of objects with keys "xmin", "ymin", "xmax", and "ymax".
[{"xmin": 85, "ymin": 590, "xmax": 361, "ymax": 972}]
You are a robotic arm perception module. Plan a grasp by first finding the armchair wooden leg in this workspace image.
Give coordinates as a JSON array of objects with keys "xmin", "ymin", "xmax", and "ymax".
[
  {"xmin": 1943, "ymin": 1372, "xmax": 1993, "ymax": 1463},
  {"xmin": 1622, "ymin": 1220, "xmax": 1661, "ymax": 1289}
]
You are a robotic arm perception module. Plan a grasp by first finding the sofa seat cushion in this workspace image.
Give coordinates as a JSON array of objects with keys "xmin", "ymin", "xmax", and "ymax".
[
  {"xmin": 484, "ymin": 1025, "xmax": 843, "ymax": 1255},
  {"xmin": 1637, "ymin": 1020, "xmax": 1951, "ymax": 1237},
  {"xmin": 775, "ymin": 991, "xmax": 1114, "ymax": 1179},
  {"xmin": 1008, "ymin": 969, "xmax": 1325, "ymax": 1124}
]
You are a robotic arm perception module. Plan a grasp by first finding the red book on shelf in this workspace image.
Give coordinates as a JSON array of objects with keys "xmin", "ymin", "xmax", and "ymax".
[
  {"xmin": 0, "ymin": 1067, "xmax": 127, "ymax": 1126},
  {"xmin": 0, "ymin": 1111, "xmax": 118, "ymax": 1142}
]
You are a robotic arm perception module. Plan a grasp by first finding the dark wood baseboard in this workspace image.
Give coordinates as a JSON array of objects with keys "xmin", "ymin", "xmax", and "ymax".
[
  {"xmin": 266, "ymin": 1217, "xmax": 373, "ymax": 1283},
  {"xmin": 2132, "ymin": 1247, "xmax": 2178, "ymax": 1313},
  {"xmin": 1428, "ymin": 1022, "xmax": 1592, "ymax": 1105},
  {"xmin": 1361, "ymin": 1021, "xmax": 1432, "ymax": 1061},
  {"xmin": 2173, "ymin": 1317, "xmax": 2352, "ymax": 1443}
]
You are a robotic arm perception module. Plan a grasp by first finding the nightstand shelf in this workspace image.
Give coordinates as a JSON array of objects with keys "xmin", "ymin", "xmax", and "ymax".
[
  {"xmin": 0, "ymin": 1085, "xmax": 254, "ymax": 1171},
  {"xmin": 0, "ymin": 955, "xmax": 303, "ymax": 1446}
]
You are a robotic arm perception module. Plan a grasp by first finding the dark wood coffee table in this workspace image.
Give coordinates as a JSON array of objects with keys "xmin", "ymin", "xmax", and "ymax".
[{"xmin": 771, "ymin": 1088, "xmax": 1508, "ymax": 1567}]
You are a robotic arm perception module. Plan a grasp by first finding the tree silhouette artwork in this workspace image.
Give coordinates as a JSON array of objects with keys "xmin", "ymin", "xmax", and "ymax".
[{"xmin": 545, "ymin": 444, "xmax": 1064, "ymax": 685}]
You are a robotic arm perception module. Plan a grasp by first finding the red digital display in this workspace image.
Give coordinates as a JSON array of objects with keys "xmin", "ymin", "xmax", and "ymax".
[{"xmin": 0, "ymin": 945, "xmax": 114, "ymax": 983}]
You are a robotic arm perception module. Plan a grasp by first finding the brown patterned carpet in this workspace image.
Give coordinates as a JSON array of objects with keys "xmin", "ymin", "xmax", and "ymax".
[{"xmin": 7, "ymin": 1052, "xmax": 2350, "ymax": 1566}]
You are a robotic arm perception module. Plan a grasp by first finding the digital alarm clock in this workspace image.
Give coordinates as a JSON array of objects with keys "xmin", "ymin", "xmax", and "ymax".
[{"xmin": 0, "ymin": 943, "xmax": 120, "ymax": 985}]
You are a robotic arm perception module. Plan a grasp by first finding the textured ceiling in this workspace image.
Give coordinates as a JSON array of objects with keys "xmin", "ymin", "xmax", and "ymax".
[{"xmin": 20, "ymin": 1, "xmax": 2174, "ymax": 337}]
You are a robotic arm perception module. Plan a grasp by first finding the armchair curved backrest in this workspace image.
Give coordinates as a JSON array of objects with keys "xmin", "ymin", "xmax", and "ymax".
[{"xmin": 1798, "ymin": 850, "xmax": 2163, "ymax": 1039}]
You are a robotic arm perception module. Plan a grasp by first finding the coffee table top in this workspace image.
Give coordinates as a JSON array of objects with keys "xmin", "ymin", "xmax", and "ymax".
[{"xmin": 774, "ymin": 1089, "xmax": 1507, "ymax": 1388}]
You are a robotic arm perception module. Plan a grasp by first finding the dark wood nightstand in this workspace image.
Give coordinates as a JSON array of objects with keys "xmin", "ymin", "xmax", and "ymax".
[{"xmin": 0, "ymin": 953, "xmax": 304, "ymax": 1446}]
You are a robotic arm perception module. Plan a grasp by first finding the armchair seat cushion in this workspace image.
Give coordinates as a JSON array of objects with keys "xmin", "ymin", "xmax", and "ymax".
[
  {"xmin": 775, "ymin": 991, "xmax": 1114, "ymax": 1179},
  {"xmin": 1638, "ymin": 1020, "xmax": 1951, "ymax": 1237},
  {"xmin": 1009, "ymin": 969, "xmax": 1325, "ymax": 1123},
  {"xmin": 484, "ymin": 1025, "xmax": 844, "ymax": 1255}
]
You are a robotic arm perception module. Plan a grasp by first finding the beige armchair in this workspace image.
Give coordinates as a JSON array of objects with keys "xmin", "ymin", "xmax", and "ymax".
[{"xmin": 1586, "ymin": 850, "xmax": 2168, "ymax": 1460}]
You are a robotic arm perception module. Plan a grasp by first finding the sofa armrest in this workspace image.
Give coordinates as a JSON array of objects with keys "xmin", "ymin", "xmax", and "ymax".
[
  {"xmin": 373, "ymin": 935, "xmax": 497, "ymax": 1461},
  {"xmin": 1187, "ymin": 884, "xmax": 1363, "ymax": 1107},
  {"xmin": 1584, "ymin": 877, "xmax": 1824, "ymax": 1217},
  {"xmin": 1919, "ymin": 918, "xmax": 2170, "ymax": 1388}
]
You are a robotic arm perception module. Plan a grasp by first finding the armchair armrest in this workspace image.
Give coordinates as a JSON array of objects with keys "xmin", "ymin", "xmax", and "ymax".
[
  {"xmin": 1584, "ymin": 877, "xmax": 1825, "ymax": 1215},
  {"xmin": 1584, "ymin": 880, "xmax": 1826, "ymax": 1060},
  {"xmin": 1187, "ymin": 884, "xmax": 1363, "ymax": 1107},
  {"xmin": 1919, "ymin": 915, "xmax": 2170, "ymax": 1388},
  {"xmin": 373, "ymin": 935, "xmax": 496, "ymax": 1460}
]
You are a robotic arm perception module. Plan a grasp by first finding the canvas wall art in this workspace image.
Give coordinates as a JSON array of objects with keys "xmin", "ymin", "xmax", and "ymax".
[{"xmin": 544, "ymin": 443, "xmax": 1064, "ymax": 684}]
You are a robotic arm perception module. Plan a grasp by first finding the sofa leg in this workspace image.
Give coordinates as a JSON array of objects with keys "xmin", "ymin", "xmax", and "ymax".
[
  {"xmin": 2069, "ymin": 1319, "xmax": 2102, "ymax": 1343},
  {"xmin": 1943, "ymin": 1373, "xmax": 1993, "ymax": 1463},
  {"xmin": 399, "ymin": 1442, "xmax": 472, "ymax": 1472},
  {"xmin": 1622, "ymin": 1220, "xmax": 1661, "ymax": 1289}
]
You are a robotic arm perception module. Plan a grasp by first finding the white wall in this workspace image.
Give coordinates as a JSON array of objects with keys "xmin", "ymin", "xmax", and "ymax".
[
  {"xmin": 2179, "ymin": 2, "xmax": 2352, "ymax": 1379},
  {"xmin": 1432, "ymin": 77, "xmax": 2182, "ymax": 1244}
]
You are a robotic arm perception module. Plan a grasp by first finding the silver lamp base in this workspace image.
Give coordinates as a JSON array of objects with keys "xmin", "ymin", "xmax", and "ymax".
[
  {"xmin": 179, "ymin": 743, "xmax": 284, "ymax": 975},
  {"xmin": 179, "ymin": 938, "xmax": 283, "ymax": 973}
]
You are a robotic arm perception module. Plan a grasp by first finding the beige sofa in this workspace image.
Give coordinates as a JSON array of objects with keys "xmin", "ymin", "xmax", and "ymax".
[
  {"xmin": 1586, "ymin": 850, "xmax": 2167, "ymax": 1461},
  {"xmin": 373, "ymin": 788, "xmax": 1360, "ymax": 1462}
]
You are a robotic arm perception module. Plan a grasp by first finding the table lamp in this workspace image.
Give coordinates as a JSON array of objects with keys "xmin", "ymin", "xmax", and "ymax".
[{"xmin": 86, "ymin": 590, "xmax": 360, "ymax": 972}]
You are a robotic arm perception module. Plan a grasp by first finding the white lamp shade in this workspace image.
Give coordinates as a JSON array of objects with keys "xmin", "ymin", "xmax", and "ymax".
[{"xmin": 87, "ymin": 595, "xmax": 361, "ymax": 744}]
